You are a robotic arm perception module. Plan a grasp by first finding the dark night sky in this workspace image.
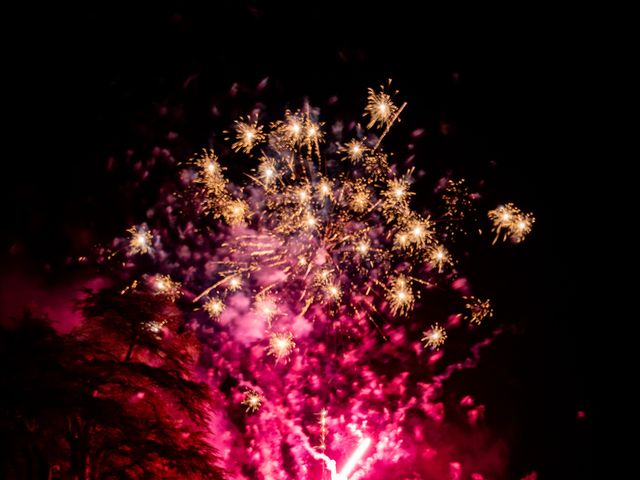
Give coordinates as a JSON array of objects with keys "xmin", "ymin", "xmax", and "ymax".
[{"xmin": 4, "ymin": 4, "xmax": 594, "ymax": 478}]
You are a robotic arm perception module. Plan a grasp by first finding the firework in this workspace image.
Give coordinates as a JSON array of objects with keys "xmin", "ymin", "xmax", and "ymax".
[
  {"xmin": 255, "ymin": 295, "xmax": 278, "ymax": 325},
  {"xmin": 225, "ymin": 276, "xmax": 242, "ymax": 291},
  {"xmin": 364, "ymin": 84, "xmax": 398, "ymax": 129},
  {"xmin": 317, "ymin": 408, "xmax": 329, "ymax": 451},
  {"xmin": 488, "ymin": 203, "xmax": 535, "ymax": 243},
  {"xmin": 266, "ymin": 331, "xmax": 296, "ymax": 362},
  {"xmin": 194, "ymin": 150, "xmax": 226, "ymax": 196},
  {"xmin": 428, "ymin": 244, "xmax": 452, "ymax": 272},
  {"xmin": 203, "ymin": 297, "xmax": 225, "ymax": 320},
  {"xmin": 465, "ymin": 297, "xmax": 493, "ymax": 325},
  {"xmin": 148, "ymin": 274, "xmax": 181, "ymax": 302},
  {"xmin": 230, "ymin": 117, "xmax": 266, "ymax": 154},
  {"xmin": 127, "ymin": 226, "xmax": 153, "ymax": 255},
  {"xmin": 241, "ymin": 389, "xmax": 264, "ymax": 413},
  {"xmin": 442, "ymin": 179, "xmax": 474, "ymax": 220},
  {"xmin": 387, "ymin": 275, "xmax": 415, "ymax": 316},
  {"xmin": 188, "ymin": 90, "xmax": 447, "ymax": 325},
  {"xmin": 422, "ymin": 323, "xmax": 447, "ymax": 350},
  {"xmin": 341, "ymin": 139, "xmax": 368, "ymax": 162},
  {"xmin": 116, "ymin": 83, "xmax": 535, "ymax": 478},
  {"xmin": 349, "ymin": 180, "xmax": 371, "ymax": 213},
  {"xmin": 146, "ymin": 321, "xmax": 164, "ymax": 333}
]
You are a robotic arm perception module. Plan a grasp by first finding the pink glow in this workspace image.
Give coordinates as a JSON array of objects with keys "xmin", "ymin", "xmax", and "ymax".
[{"xmin": 333, "ymin": 437, "xmax": 372, "ymax": 480}]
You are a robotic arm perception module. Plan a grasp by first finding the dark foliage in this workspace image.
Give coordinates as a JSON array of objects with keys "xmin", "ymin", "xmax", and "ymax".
[{"xmin": 1, "ymin": 287, "xmax": 224, "ymax": 479}]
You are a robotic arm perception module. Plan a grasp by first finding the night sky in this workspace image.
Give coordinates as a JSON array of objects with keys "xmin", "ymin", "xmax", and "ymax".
[{"xmin": 4, "ymin": 4, "xmax": 592, "ymax": 478}]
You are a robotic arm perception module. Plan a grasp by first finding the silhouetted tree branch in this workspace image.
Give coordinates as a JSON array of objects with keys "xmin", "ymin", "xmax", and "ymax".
[{"xmin": 1, "ymin": 284, "xmax": 225, "ymax": 479}]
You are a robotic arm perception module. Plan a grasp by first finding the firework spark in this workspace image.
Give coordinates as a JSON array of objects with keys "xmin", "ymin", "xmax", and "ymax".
[
  {"xmin": 204, "ymin": 297, "xmax": 225, "ymax": 320},
  {"xmin": 422, "ymin": 323, "xmax": 447, "ymax": 350},
  {"xmin": 148, "ymin": 274, "xmax": 181, "ymax": 302},
  {"xmin": 267, "ymin": 331, "xmax": 296, "ymax": 362},
  {"xmin": 255, "ymin": 295, "xmax": 278, "ymax": 325},
  {"xmin": 341, "ymin": 139, "xmax": 368, "ymax": 162},
  {"xmin": 387, "ymin": 275, "xmax": 415, "ymax": 316},
  {"xmin": 241, "ymin": 389, "xmax": 264, "ymax": 413},
  {"xmin": 317, "ymin": 408, "xmax": 329, "ymax": 451},
  {"xmin": 488, "ymin": 203, "xmax": 535, "ymax": 243},
  {"xmin": 226, "ymin": 276, "xmax": 242, "ymax": 291},
  {"xmin": 127, "ymin": 226, "xmax": 153, "ymax": 255},
  {"xmin": 231, "ymin": 117, "xmax": 266, "ymax": 153},
  {"xmin": 465, "ymin": 296, "xmax": 494, "ymax": 325},
  {"xmin": 364, "ymin": 84, "xmax": 398, "ymax": 129},
  {"xmin": 429, "ymin": 244, "xmax": 452, "ymax": 272}
]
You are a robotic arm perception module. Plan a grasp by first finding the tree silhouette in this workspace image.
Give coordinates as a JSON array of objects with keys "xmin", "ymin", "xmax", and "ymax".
[
  {"xmin": 1, "ymin": 314, "xmax": 72, "ymax": 479},
  {"xmin": 1, "ymin": 286, "xmax": 224, "ymax": 479}
]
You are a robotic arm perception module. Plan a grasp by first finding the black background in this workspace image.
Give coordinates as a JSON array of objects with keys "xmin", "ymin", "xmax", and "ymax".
[{"xmin": 4, "ymin": 4, "xmax": 593, "ymax": 478}]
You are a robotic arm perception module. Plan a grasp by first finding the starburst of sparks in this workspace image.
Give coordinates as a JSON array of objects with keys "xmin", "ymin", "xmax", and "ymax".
[
  {"xmin": 387, "ymin": 275, "xmax": 415, "ymax": 316},
  {"xmin": 464, "ymin": 296, "xmax": 494, "ymax": 325},
  {"xmin": 127, "ymin": 226, "xmax": 153, "ymax": 255},
  {"xmin": 225, "ymin": 275, "xmax": 242, "ymax": 291},
  {"xmin": 429, "ymin": 244, "xmax": 452, "ymax": 272},
  {"xmin": 258, "ymin": 157, "xmax": 278, "ymax": 187},
  {"xmin": 145, "ymin": 319, "xmax": 167, "ymax": 335},
  {"xmin": 422, "ymin": 323, "xmax": 448, "ymax": 350},
  {"xmin": 231, "ymin": 117, "xmax": 266, "ymax": 154},
  {"xmin": 223, "ymin": 198, "xmax": 250, "ymax": 225},
  {"xmin": 349, "ymin": 180, "xmax": 371, "ymax": 213},
  {"xmin": 488, "ymin": 203, "xmax": 535, "ymax": 244},
  {"xmin": 255, "ymin": 295, "xmax": 278, "ymax": 325},
  {"xmin": 241, "ymin": 389, "xmax": 264, "ymax": 413},
  {"xmin": 204, "ymin": 297, "xmax": 225, "ymax": 320},
  {"xmin": 364, "ymin": 83, "xmax": 399, "ymax": 129},
  {"xmin": 149, "ymin": 274, "xmax": 181, "ymax": 302},
  {"xmin": 267, "ymin": 331, "xmax": 296, "ymax": 362}
]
